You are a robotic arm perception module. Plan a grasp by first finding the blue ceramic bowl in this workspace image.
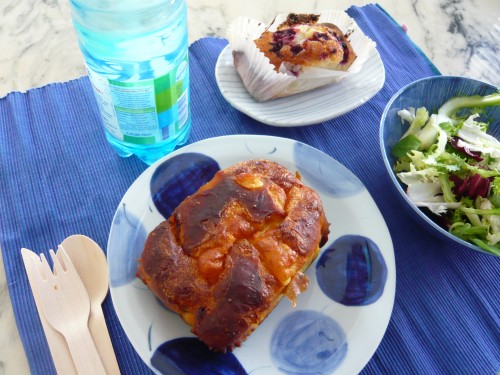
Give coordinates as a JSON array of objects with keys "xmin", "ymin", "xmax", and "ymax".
[{"xmin": 380, "ymin": 76, "xmax": 500, "ymax": 255}]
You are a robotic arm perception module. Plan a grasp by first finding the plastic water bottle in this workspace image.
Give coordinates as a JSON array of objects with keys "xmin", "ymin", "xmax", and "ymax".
[{"xmin": 68, "ymin": 0, "xmax": 191, "ymax": 165}]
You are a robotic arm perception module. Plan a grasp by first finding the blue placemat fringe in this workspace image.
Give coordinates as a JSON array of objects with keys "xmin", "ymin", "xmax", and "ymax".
[{"xmin": 1, "ymin": 4, "xmax": 498, "ymax": 375}]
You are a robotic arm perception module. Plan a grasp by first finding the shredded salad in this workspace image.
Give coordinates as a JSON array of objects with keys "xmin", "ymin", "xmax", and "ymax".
[{"xmin": 392, "ymin": 92, "xmax": 500, "ymax": 256}]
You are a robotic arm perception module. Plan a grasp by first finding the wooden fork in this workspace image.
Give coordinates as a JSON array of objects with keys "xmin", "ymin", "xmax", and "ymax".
[{"xmin": 30, "ymin": 248, "xmax": 107, "ymax": 375}]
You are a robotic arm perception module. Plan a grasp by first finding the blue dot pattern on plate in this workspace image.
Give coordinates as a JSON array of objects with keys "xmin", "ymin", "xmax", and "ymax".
[
  {"xmin": 151, "ymin": 337, "xmax": 247, "ymax": 375},
  {"xmin": 108, "ymin": 204, "xmax": 148, "ymax": 287},
  {"xmin": 293, "ymin": 142, "xmax": 364, "ymax": 198},
  {"xmin": 316, "ymin": 235, "xmax": 388, "ymax": 306},
  {"xmin": 270, "ymin": 310, "xmax": 347, "ymax": 375},
  {"xmin": 151, "ymin": 153, "xmax": 220, "ymax": 219}
]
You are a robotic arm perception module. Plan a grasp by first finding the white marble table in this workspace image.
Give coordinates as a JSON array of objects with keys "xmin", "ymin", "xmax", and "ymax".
[{"xmin": 0, "ymin": 0, "xmax": 498, "ymax": 373}]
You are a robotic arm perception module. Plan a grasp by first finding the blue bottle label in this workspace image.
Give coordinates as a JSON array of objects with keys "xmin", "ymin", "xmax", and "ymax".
[{"xmin": 86, "ymin": 54, "xmax": 189, "ymax": 146}]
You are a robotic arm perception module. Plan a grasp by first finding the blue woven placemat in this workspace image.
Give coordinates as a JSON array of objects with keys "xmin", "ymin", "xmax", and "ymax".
[{"xmin": 1, "ymin": 4, "xmax": 498, "ymax": 374}]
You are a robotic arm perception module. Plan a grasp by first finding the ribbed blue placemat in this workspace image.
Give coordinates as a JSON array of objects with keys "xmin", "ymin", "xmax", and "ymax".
[{"xmin": 1, "ymin": 4, "xmax": 498, "ymax": 374}]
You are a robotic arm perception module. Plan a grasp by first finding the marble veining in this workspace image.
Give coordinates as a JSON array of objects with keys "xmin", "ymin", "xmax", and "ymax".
[
  {"xmin": 0, "ymin": 0, "xmax": 498, "ymax": 99},
  {"xmin": 0, "ymin": 247, "xmax": 30, "ymax": 375},
  {"xmin": 410, "ymin": 0, "xmax": 500, "ymax": 85},
  {"xmin": 0, "ymin": 0, "xmax": 497, "ymax": 374}
]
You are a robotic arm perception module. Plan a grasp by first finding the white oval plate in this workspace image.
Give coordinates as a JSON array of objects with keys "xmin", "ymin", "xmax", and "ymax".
[
  {"xmin": 107, "ymin": 135, "xmax": 395, "ymax": 375},
  {"xmin": 215, "ymin": 46, "xmax": 385, "ymax": 127}
]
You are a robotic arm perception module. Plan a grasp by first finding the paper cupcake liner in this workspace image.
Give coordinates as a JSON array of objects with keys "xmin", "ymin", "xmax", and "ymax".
[{"xmin": 227, "ymin": 10, "xmax": 377, "ymax": 102}]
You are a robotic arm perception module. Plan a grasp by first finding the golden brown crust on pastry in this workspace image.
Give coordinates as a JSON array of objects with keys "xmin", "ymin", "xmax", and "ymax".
[
  {"xmin": 254, "ymin": 13, "xmax": 356, "ymax": 72},
  {"xmin": 136, "ymin": 159, "xmax": 330, "ymax": 352}
]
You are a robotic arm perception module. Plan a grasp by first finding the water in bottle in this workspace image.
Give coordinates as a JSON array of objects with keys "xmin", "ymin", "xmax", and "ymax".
[{"xmin": 68, "ymin": 0, "xmax": 191, "ymax": 165}]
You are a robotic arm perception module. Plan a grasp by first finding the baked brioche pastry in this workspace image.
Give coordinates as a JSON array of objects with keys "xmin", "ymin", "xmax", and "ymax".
[
  {"xmin": 227, "ymin": 10, "xmax": 376, "ymax": 101},
  {"xmin": 137, "ymin": 159, "xmax": 330, "ymax": 352},
  {"xmin": 254, "ymin": 13, "xmax": 357, "ymax": 72}
]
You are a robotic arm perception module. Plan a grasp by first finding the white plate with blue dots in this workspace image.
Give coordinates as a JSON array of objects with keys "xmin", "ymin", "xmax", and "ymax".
[{"xmin": 107, "ymin": 134, "xmax": 395, "ymax": 375}]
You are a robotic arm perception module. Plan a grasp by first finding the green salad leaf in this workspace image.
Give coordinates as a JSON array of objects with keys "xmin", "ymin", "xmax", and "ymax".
[{"xmin": 392, "ymin": 91, "xmax": 500, "ymax": 256}]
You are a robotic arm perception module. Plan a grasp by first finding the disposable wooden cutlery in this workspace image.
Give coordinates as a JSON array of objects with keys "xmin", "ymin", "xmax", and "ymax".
[
  {"xmin": 21, "ymin": 248, "xmax": 77, "ymax": 375},
  {"xmin": 28, "ymin": 248, "xmax": 107, "ymax": 375},
  {"xmin": 59, "ymin": 235, "xmax": 120, "ymax": 375}
]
